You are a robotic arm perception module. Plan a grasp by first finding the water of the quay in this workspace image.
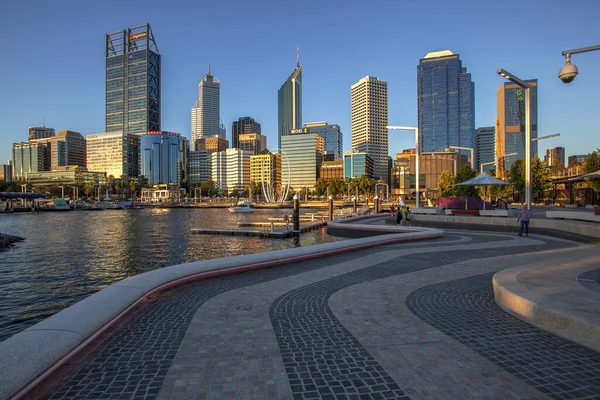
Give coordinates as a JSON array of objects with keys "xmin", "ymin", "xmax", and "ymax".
[{"xmin": 0, "ymin": 207, "xmax": 343, "ymax": 342}]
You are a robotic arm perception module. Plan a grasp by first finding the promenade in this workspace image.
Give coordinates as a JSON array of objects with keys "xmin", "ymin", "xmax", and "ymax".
[{"xmin": 3, "ymin": 213, "xmax": 600, "ymax": 399}]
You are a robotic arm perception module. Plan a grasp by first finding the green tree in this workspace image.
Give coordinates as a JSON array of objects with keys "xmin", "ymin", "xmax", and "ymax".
[
  {"xmin": 200, "ymin": 180, "xmax": 216, "ymax": 197},
  {"xmin": 583, "ymin": 149, "xmax": 600, "ymax": 203},
  {"xmin": 508, "ymin": 156, "xmax": 552, "ymax": 202},
  {"xmin": 437, "ymin": 170, "xmax": 454, "ymax": 197},
  {"xmin": 353, "ymin": 175, "xmax": 375, "ymax": 196},
  {"xmin": 453, "ymin": 164, "xmax": 478, "ymax": 196},
  {"xmin": 314, "ymin": 178, "xmax": 327, "ymax": 197}
]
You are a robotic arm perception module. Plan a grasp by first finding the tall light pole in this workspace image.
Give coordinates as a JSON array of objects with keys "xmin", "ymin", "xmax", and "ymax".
[
  {"xmin": 58, "ymin": 185, "xmax": 64, "ymax": 198},
  {"xmin": 438, "ymin": 157, "xmax": 457, "ymax": 176},
  {"xmin": 498, "ymin": 68, "xmax": 533, "ymax": 208},
  {"xmin": 449, "ymin": 146, "xmax": 474, "ymax": 167},
  {"xmin": 387, "ymin": 126, "xmax": 420, "ymax": 208},
  {"xmin": 97, "ymin": 186, "xmax": 103, "ymax": 201}
]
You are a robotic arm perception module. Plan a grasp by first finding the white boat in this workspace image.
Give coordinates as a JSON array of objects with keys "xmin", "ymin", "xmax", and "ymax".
[
  {"xmin": 38, "ymin": 199, "xmax": 72, "ymax": 212},
  {"xmin": 227, "ymin": 201, "xmax": 256, "ymax": 213}
]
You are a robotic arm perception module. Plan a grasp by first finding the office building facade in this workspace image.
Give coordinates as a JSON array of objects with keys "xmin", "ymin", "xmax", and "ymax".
[
  {"xmin": 250, "ymin": 152, "xmax": 282, "ymax": 194},
  {"xmin": 496, "ymin": 79, "xmax": 538, "ymax": 177},
  {"xmin": 343, "ymin": 151, "xmax": 374, "ymax": 180},
  {"xmin": 50, "ymin": 131, "xmax": 86, "ymax": 169},
  {"xmin": 475, "ymin": 127, "xmax": 495, "ymax": 173},
  {"xmin": 28, "ymin": 126, "xmax": 55, "ymax": 141},
  {"xmin": 320, "ymin": 160, "xmax": 344, "ymax": 180},
  {"xmin": 106, "ymin": 24, "xmax": 160, "ymax": 134},
  {"xmin": 304, "ymin": 122, "xmax": 343, "ymax": 160},
  {"xmin": 417, "ymin": 50, "xmax": 475, "ymax": 161},
  {"xmin": 278, "ymin": 60, "xmax": 302, "ymax": 148},
  {"xmin": 86, "ymin": 131, "xmax": 140, "ymax": 178},
  {"xmin": 140, "ymin": 131, "xmax": 187, "ymax": 186},
  {"xmin": 12, "ymin": 139, "xmax": 51, "ymax": 181},
  {"xmin": 351, "ymin": 76, "xmax": 388, "ymax": 183},
  {"xmin": 281, "ymin": 132, "xmax": 323, "ymax": 191},
  {"xmin": 232, "ymin": 117, "xmax": 261, "ymax": 149},
  {"xmin": 238, "ymin": 133, "xmax": 267, "ymax": 155},
  {"xmin": 188, "ymin": 151, "xmax": 211, "ymax": 186},
  {"xmin": 1, "ymin": 163, "xmax": 12, "ymax": 181},
  {"xmin": 191, "ymin": 66, "xmax": 225, "ymax": 145},
  {"xmin": 546, "ymin": 147, "xmax": 565, "ymax": 169},
  {"xmin": 194, "ymin": 137, "xmax": 229, "ymax": 154},
  {"xmin": 211, "ymin": 148, "xmax": 251, "ymax": 194}
]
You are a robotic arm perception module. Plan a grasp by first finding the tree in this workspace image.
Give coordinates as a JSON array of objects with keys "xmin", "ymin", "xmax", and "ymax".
[
  {"xmin": 314, "ymin": 178, "xmax": 327, "ymax": 197},
  {"xmin": 200, "ymin": 180, "xmax": 215, "ymax": 197},
  {"xmin": 508, "ymin": 156, "xmax": 552, "ymax": 202},
  {"xmin": 353, "ymin": 175, "xmax": 375, "ymax": 196},
  {"xmin": 437, "ymin": 170, "xmax": 454, "ymax": 197},
  {"xmin": 567, "ymin": 159, "xmax": 581, "ymax": 169},
  {"xmin": 583, "ymin": 149, "xmax": 600, "ymax": 203},
  {"xmin": 453, "ymin": 164, "xmax": 478, "ymax": 196},
  {"xmin": 551, "ymin": 157, "xmax": 565, "ymax": 174}
]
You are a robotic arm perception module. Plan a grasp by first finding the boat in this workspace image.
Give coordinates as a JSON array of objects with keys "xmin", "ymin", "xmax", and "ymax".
[
  {"xmin": 227, "ymin": 201, "xmax": 256, "ymax": 213},
  {"xmin": 38, "ymin": 199, "xmax": 72, "ymax": 212}
]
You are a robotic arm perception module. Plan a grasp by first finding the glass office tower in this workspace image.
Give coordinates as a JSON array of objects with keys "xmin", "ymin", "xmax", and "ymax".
[
  {"xmin": 475, "ymin": 127, "xmax": 495, "ymax": 173},
  {"xmin": 232, "ymin": 117, "xmax": 261, "ymax": 149},
  {"xmin": 191, "ymin": 66, "xmax": 226, "ymax": 145},
  {"xmin": 278, "ymin": 59, "xmax": 302, "ymax": 148},
  {"xmin": 106, "ymin": 24, "xmax": 161, "ymax": 134},
  {"xmin": 140, "ymin": 131, "xmax": 186, "ymax": 186},
  {"xmin": 417, "ymin": 50, "xmax": 475, "ymax": 158},
  {"xmin": 304, "ymin": 122, "xmax": 343, "ymax": 160}
]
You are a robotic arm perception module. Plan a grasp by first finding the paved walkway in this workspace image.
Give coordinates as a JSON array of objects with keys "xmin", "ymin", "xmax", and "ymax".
[{"xmin": 35, "ymin": 229, "xmax": 600, "ymax": 400}]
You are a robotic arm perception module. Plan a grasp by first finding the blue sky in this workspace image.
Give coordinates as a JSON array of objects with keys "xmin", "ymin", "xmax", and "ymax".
[{"xmin": 1, "ymin": 0, "xmax": 599, "ymax": 165}]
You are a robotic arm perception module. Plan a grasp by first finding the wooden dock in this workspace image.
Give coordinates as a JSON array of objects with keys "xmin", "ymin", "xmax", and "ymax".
[{"xmin": 191, "ymin": 220, "xmax": 327, "ymax": 238}]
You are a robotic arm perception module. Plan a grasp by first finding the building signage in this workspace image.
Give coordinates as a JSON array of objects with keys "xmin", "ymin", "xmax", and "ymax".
[
  {"xmin": 129, "ymin": 32, "xmax": 147, "ymax": 41},
  {"xmin": 290, "ymin": 128, "xmax": 310, "ymax": 134},
  {"xmin": 147, "ymin": 130, "xmax": 181, "ymax": 137}
]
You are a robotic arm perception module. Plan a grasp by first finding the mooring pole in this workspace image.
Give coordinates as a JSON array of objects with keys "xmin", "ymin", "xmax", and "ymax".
[{"xmin": 293, "ymin": 194, "xmax": 300, "ymax": 235}]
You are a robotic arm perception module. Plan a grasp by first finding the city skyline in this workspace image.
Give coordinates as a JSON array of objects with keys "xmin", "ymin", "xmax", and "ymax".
[{"xmin": 1, "ymin": 0, "xmax": 599, "ymax": 166}]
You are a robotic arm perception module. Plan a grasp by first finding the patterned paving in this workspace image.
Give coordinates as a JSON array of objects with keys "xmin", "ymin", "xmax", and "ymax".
[{"xmin": 406, "ymin": 273, "xmax": 600, "ymax": 400}]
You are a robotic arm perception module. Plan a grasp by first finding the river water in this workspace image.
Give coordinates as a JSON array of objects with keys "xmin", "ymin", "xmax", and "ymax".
[{"xmin": 0, "ymin": 207, "xmax": 342, "ymax": 342}]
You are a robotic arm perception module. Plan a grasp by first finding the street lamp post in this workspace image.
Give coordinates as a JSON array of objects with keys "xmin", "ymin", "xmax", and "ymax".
[
  {"xmin": 449, "ymin": 146, "xmax": 474, "ymax": 167},
  {"xmin": 58, "ymin": 185, "xmax": 65, "ymax": 198},
  {"xmin": 438, "ymin": 157, "xmax": 457, "ymax": 176},
  {"xmin": 479, "ymin": 152, "xmax": 518, "ymax": 174},
  {"xmin": 387, "ymin": 126, "xmax": 420, "ymax": 209},
  {"xmin": 498, "ymin": 68, "xmax": 533, "ymax": 208}
]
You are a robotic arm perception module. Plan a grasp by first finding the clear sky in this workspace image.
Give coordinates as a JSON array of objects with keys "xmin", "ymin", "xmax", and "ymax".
[{"xmin": 1, "ymin": 0, "xmax": 599, "ymax": 165}]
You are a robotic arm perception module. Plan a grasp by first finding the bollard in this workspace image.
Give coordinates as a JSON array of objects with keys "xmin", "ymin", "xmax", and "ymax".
[
  {"xmin": 293, "ymin": 194, "xmax": 300, "ymax": 235},
  {"xmin": 374, "ymin": 196, "xmax": 380, "ymax": 214},
  {"xmin": 270, "ymin": 222, "xmax": 274, "ymax": 232},
  {"xmin": 328, "ymin": 196, "xmax": 334, "ymax": 221},
  {"xmin": 352, "ymin": 196, "xmax": 357, "ymax": 215}
]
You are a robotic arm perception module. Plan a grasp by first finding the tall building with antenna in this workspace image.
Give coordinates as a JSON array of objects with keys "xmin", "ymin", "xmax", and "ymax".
[
  {"xmin": 191, "ymin": 65, "xmax": 226, "ymax": 148},
  {"xmin": 278, "ymin": 48, "xmax": 302, "ymax": 148},
  {"xmin": 105, "ymin": 24, "xmax": 161, "ymax": 134}
]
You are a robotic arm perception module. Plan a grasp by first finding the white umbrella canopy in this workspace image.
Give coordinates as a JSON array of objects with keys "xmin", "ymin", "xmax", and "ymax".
[
  {"xmin": 583, "ymin": 170, "xmax": 600, "ymax": 179},
  {"xmin": 455, "ymin": 172, "xmax": 511, "ymax": 186}
]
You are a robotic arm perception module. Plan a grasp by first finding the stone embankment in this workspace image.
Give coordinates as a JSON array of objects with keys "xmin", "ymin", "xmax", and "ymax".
[{"xmin": 0, "ymin": 233, "xmax": 24, "ymax": 251}]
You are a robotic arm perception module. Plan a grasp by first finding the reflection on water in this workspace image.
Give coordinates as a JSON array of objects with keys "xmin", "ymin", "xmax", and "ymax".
[{"xmin": 0, "ymin": 208, "xmax": 342, "ymax": 342}]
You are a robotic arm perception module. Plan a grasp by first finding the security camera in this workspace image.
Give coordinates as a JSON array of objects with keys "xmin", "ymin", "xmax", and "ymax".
[{"xmin": 558, "ymin": 55, "xmax": 578, "ymax": 83}]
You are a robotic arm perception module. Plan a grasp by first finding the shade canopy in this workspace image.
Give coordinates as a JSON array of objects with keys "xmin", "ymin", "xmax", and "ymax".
[
  {"xmin": 583, "ymin": 170, "xmax": 600, "ymax": 179},
  {"xmin": 455, "ymin": 172, "xmax": 512, "ymax": 186}
]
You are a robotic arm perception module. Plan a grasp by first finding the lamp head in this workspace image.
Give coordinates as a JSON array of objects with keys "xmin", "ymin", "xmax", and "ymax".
[{"xmin": 559, "ymin": 54, "xmax": 578, "ymax": 84}]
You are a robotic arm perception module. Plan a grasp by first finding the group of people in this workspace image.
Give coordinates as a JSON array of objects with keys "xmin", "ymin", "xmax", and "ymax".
[{"xmin": 390, "ymin": 203, "xmax": 412, "ymax": 226}]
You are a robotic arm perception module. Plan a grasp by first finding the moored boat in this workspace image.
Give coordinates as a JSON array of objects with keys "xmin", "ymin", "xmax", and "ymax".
[{"xmin": 227, "ymin": 201, "xmax": 256, "ymax": 213}]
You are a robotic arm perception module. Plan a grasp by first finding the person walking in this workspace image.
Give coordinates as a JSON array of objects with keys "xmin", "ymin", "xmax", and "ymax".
[
  {"xmin": 405, "ymin": 206, "xmax": 412, "ymax": 226},
  {"xmin": 517, "ymin": 204, "xmax": 531, "ymax": 236},
  {"xmin": 399, "ymin": 204, "xmax": 408, "ymax": 226}
]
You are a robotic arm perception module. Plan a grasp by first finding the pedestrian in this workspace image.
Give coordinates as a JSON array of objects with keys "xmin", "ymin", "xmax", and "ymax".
[
  {"xmin": 390, "ymin": 203, "xmax": 396, "ymax": 216},
  {"xmin": 517, "ymin": 203, "xmax": 531, "ymax": 236},
  {"xmin": 396, "ymin": 207, "xmax": 402, "ymax": 225},
  {"xmin": 399, "ymin": 204, "xmax": 407, "ymax": 226},
  {"xmin": 405, "ymin": 206, "xmax": 412, "ymax": 226}
]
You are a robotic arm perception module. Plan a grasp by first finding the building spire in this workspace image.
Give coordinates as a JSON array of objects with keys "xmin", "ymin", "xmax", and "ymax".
[
  {"xmin": 296, "ymin": 46, "xmax": 300, "ymax": 66},
  {"xmin": 208, "ymin": 63, "xmax": 211, "ymax": 75}
]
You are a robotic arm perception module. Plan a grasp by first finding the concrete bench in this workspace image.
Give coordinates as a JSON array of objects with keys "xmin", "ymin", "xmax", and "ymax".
[
  {"xmin": 411, "ymin": 207, "xmax": 442, "ymax": 215},
  {"xmin": 479, "ymin": 209, "xmax": 515, "ymax": 217},
  {"xmin": 449, "ymin": 210, "xmax": 480, "ymax": 216},
  {"xmin": 546, "ymin": 211, "xmax": 600, "ymax": 223}
]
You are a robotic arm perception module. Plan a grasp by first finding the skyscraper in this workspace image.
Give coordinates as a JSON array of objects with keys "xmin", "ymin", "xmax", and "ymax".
[
  {"xmin": 278, "ymin": 53, "xmax": 302, "ymax": 148},
  {"xmin": 191, "ymin": 66, "xmax": 225, "ymax": 146},
  {"xmin": 351, "ymin": 76, "xmax": 388, "ymax": 182},
  {"xmin": 546, "ymin": 147, "xmax": 565, "ymax": 169},
  {"xmin": 304, "ymin": 122, "xmax": 343, "ymax": 160},
  {"xmin": 106, "ymin": 24, "xmax": 161, "ymax": 134},
  {"xmin": 232, "ymin": 117, "xmax": 261, "ymax": 149},
  {"xmin": 417, "ymin": 50, "xmax": 475, "ymax": 160},
  {"xmin": 28, "ymin": 126, "xmax": 55, "ymax": 141},
  {"xmin": 140, "ymin": 131, "xmax": 187, "ymax": 186},
  {"xmin": 475, "ymin": 127, "xmax": 495, "ymax": 173},
  {"xmin": 86, "ymin": 132, "xmax": 140, "ymax": 179},
  {"xmin": 50, "ymin": 131, "xmax": 87, "ymax": 169},
  {"xmin": 496, "ymin": 80, "xmax": 538, "ymax": 177}
]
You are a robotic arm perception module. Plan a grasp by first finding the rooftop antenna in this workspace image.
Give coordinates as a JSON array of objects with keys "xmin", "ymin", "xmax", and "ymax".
[
  {"xmin": 208, "ymin": 63, "xmax": 211, "ymax": 74},
  {"xmin": 296, "ymin": 46, "xmax": 300, "ymax": 66},
  {"xmin": 43, "ymin": 117, "xmax": 46, "ymax": 128}
]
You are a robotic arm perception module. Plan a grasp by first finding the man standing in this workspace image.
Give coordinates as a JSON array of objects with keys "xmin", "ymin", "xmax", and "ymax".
[{"xmin": 518, "ymin": 204, "xmax": 531, "ymax": 236}]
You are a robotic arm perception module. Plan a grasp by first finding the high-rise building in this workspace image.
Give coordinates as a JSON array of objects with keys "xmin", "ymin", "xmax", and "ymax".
[
  {"xmin": 496, "ymin": 79, "xmax": 538, "ymax": 177},
  {"xmin": 546, "ymin": 147, "xmax": 566, "ymax": 169},
  {"xmin": 304, "ymin": 122, "xmax": 343, "ymax": 160},
  {"xmin": 12, "ymin": 139, "xmax": 52, "ymax": 181},
  {"xmin": 1, "ymin": 162, "xmax": 12, "ymax": 181},
  {"xmin": 140, "ymin": 131, "xmax": 187, "ymax": 186},
  {"xmin": 211, "ymin": 148, "xmax": 251, "ymax": 194},
  {"xmin": 568, "ymin": 154, "xmax": 587, "ymax": 165},
  {"xmin": 194, "ymin": 137, "xmax": 229, "ymax": 154},
  {"xmin": 191, "ymin": 66, "xmax": 225, "ymax": 146},
  {"xmin": 106, "ymin": 24, "xmax": 161, "ymax": 134},
  {"xmin": 250, "ymin": 152, "xmax": 282, "ymax": 200},
  {"xmin": 86, "ymin": 131, "xmax": 140, "ymax": 178},
  {"xmin": 475, "ymin": 127, "xmax": 495, "ymax": 173},
  {"xmin": 238, "ymin": 133, "xmax": 267, "ymax": 155},
  {"xmin": 281, "ymin": 132, "xmax": 324, "ymax": 191},
  {"xmin": 188, "ymin": 151, "xmax": 211, "ymax": 186},
  {"xmin": 28, "ymin": 126, "xmax": 55, "ymax": 141},
  {"xmin": 417, "ymin": 50, "xmax": 475, "ymax": 161},
  {"xmin": 344, "ymin": 151, "xmax": 374, "ymax": 180},
  {"xmin": 50, "ymin": 131, "xmax": 86, "ymax": 169},
  {"xmin": 232, "ymin": 117, "xmax": 261, "ymax": 149},
  {"xmin": 351, "ymin": 76, "xmax": 388, "ymax": 182},
  {"xmin": 320, "ymin": 160, "xmax": 344, "ymax": 181},
  {"xmin": 278, "ymin": 57, "xmax": 302, "ymax": 148}
]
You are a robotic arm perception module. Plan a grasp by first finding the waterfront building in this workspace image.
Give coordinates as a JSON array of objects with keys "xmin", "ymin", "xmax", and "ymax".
[
  {"xmin": 546, "ymin": 147, "xmax": 566, "ymax": 169},
  {"xmin": 26, "ymin": 166, "xmax": 106, "ymax": 187},
  {"xmin": 320, "ymin": 160, "xmax": 344, "ymax": 181},
  {"xmin": 250, "ymin": 152, "xmax": 282, "ymax": 195},
  {"xmin": 188, "ymin": 150, "xmax": 211, "ymax": 186},
  {"xmin": 351, "ymin": 76, "xmax": 388, "ymax": 183},
  {"xmin": 86, "ymin": 131, "xmax": 140, "ymax": 179},
  {"xmin": 106, "ymin": 24, "xmax": 161, "ymax": 134},
  {"xmin": 391, "ymin": 150, "xmax": 467, "ymax": 200},
  {"xmin": 194, "ymin": 137, "xmax": 229, "ymax": 154},
  {"xmin": 211, "ymin": 148, "xmax": 251, "ymax": 195},
  {"xmin": 232, "ymin": 117, "xmax": 261, "ymax": 149},
  {"xmin": 496, "ymin": 79, "xmax": 538, "ymax": 177},
  {"xmin": 12, "ymin": 139, "xmax": 52, "ymax": 181},
  {"xmin": 140, "ymin": 131, "xmax": 187, "ymax": 186},
  {"xmin": 568, "ymin": 154, "xmax": 588, "ymax": 165},
  {"xmin": 238, "ymin": 133, "xmax": 267, "ymax": 155},
  {"xmin": 304, "ymin": 122, "xmax": 343, "ymax": 160},
  {"xmin": 191, "ymin": 66, "xmax": 225, "ymax": 146},
  {"xmin": 417, "ymin": 50, "xmax": 475, "ymax": 162},
  {"xmin": 278, "ymin": 57, "xmax": 302, "ymax": 148},
  {"xmin": 475, "ymin": 127, "xmax": 495, "ymax": 173},
  {"xmin": 343, "ymin": 151, "xmax": 374, "ymax": 180},
  {"xmin": 49, "ymin": 131, "xmax": 86, "ymax": 169},
  {"xmin": 1, "ymin": 162, "xmax": 13, "ymax": 181},
  {"xmin": 28, "ymin": 126, "xmax": 55, "ymax": 141},
  {"xmin": 281, "ymin": 132, "xmax": 324, "ymax": 191},
  {"xmin": 140, "ymin": 184, "xmax": 181, "ymax": 203}
]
